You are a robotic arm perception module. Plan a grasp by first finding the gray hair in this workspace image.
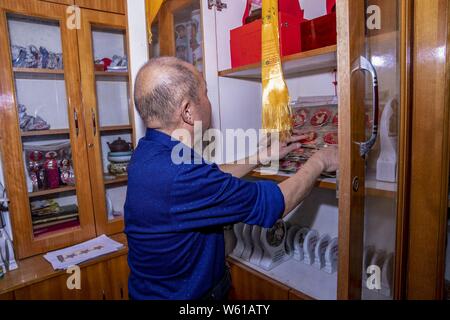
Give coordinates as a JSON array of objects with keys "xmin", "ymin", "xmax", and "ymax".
[{"xmin": 134, "ymin": 57, "xmax": 200, "ymax": 126}]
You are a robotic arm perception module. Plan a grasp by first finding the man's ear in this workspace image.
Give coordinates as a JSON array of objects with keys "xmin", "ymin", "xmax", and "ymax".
[{"xmin": 181, "ymin": 100, "xmax": 194, "ymax": 126}]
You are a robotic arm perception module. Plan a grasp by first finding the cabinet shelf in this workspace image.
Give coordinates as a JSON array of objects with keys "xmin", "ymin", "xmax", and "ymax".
[
  {"xmin": 13, "ymin": 67, "xmax": 64, "ymax": 75},
  {"xmin": 228, "ymin": 255, "xmax": 337, "ymax": 300},
  {"xmin": 95, "ymin": 71, "xmax": 129, "ymax": 78},
  {"xmin": 104, "ymin": 175, "xmax": 128, "ymax": 185},
  {"xmin": 218, "ymin": 45, "xmax": 337, "ymax": 80},
  {"xmin": 100, "ymin": 125, "xmax": 132, "ymax": 133},
  {"xmin": 247, "ymin": 169, "xmax": 397, "ymax": 198},
  {"xmin": 21, "ymin": 129, "xmax": 70, "ymax": 137},
  {"xmin": 29, "ymin": 185, "xmax": 76, "ymax": 198}
]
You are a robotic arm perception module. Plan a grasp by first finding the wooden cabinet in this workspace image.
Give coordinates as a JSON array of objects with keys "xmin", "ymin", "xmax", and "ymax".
[
  {"xmin": 75, "ymin": 0, "xmax": 125, "ymax": 14},
  {"xmin": 0, "ymin": 0, "xmax": 133, "ymax": 259},
  {"xmin": 168, "ymin": 0, "xmax": 446, "ymax": 300},
  {"xmin": 77, "ymin": 8, "xmax": 132, "ymax": 236},
  {"xmin": 12, "ymin": 254, "xmax": 129, "ymax": 300},
  {"xmin": 0, "ymin": 234, "xmax": 129, "ymax": 300},
  {"xmin": 228, "ymin": 258, "xmax": 289, "ymax": 300}
]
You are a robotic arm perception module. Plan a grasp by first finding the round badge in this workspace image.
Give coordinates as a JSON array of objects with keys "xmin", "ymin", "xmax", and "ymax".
[
  {"xmin": 266, "ymin": 220, "xmax": 286, "ymax": 247},
  {"xmin": 293, "ymin": 108, "xmax": 309, "ymax": 128},
  {"xmin": 311, "ymin": 109, "xmax": 332, "ymax": 127},
  {"xmin": 332, "ymin": 113, "xmax": 338, "ymax": 127},
  {"xmin": 324, "ymin": 132, "xmax": 338, "ymax": 145}
]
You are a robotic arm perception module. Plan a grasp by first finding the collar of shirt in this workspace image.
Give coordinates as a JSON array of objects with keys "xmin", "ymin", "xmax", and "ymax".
[
  {"xmin": 145, "ymin": 128, "xmax": 181, "ymax": 149},
  {"xmin": 144, "ymin": 128, "xmax": 206, "ymax": 164}
]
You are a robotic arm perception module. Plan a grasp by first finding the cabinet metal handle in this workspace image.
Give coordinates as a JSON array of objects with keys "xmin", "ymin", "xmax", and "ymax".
[
  {"xmin": 74, "ymin": 110, "xmax": 79, "ymax": 137},
  {"xmin": 92, "ymin": 109, "xmax": 97, "ymax": 137},
  {"xmin": 351, "ymin": 56, "xmax": 379, "ymax": 159}
]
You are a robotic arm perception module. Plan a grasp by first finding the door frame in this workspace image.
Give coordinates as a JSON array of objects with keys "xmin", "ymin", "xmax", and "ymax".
[
  {"xmin": 337, "ymin": 0, "xmax": 413, "ymax": 299},
  {"xmin": 406, "ymin": 0, "xmax": 450, "ymax": 300}
]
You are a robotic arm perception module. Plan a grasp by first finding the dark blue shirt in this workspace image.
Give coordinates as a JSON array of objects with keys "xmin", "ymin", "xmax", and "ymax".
[{"xmin": 124, "ymin": 129, "xmax": 285, "ymax": 300}]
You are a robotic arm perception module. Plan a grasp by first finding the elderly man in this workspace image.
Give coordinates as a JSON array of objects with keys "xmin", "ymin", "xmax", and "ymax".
[{"xmin": 125, "ymin": 57, "xmax": 338, "ymax": 300}]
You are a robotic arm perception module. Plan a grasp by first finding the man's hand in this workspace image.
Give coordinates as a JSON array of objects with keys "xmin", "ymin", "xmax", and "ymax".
[
  {"xmin": 309, "ymin": 146, "xmax": 339, "ymax": 173},
  {"xmin": 258, "ymin": 133, "xmax": 309, "ymax": 165}
]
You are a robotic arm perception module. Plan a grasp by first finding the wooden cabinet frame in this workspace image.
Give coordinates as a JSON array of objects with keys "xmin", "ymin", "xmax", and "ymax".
[
  {"xmin": 0, "ymin": 0, "xmax": 97, "ymax": 259},
  {"xmin": 406, "ymin": 0, "xmax": 450, "ymax": 300},
  {"xmin": 337, "ymin": 0, "xmax": 412, "ymax": 299},
  {"xmin": 77, "ymin": 8, "xmax": 134, "ymax": 235}
]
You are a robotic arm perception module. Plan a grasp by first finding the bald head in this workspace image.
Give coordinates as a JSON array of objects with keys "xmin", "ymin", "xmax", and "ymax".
[{"xmin": 134, "ymin": 57, "xmax": 201, "ymax": 128}]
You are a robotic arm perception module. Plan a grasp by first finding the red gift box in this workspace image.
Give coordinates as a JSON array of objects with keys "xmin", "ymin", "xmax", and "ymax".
[
  {"xmin": 230, "ymin": 12, "xmax": 303, "ymax": 68},
  {"xmin": 326, "ymin": 0, "xmax": 336, "ymax": 14},
  {"xmin": 301, "ymin": 12, "xmax": 337, "ymax": 52}
]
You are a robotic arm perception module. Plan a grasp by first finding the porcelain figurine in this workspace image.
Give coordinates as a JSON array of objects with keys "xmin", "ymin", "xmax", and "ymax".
[
  {"xmin": 39, "ymin": 46, "xmax": 49, "ymax": 69},
  {"xmin": 28, "ymin": 151, "xmax": 44, "ymax": 191},
  {"xmin": 26, "ymin": 45, "xmax": 40, "ymax": 68},
  {"xmin": 60, "ymin": 158, "xmax": 75, "ymax": 186},
  {"xmin": 11, "ymin": 45, "xmax": 27, "ymax": 68},
  {"xmin": 44, "ymin": 151, "xmax": 60, "ymax": 189}
]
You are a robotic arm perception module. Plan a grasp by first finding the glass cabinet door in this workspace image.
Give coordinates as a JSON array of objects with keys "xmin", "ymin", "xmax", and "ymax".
[
  {"xmin": 337, "ymin": 0, "xmax": 408, "ymax": 299},
  {"xmin": 0, "ymin": 0, "xmax": 96, "ymax": 258},
  {"xmin": 150, "ymin": 0, "xmax": 204, "ymax": 73},
  {"xmin": 77, "ymin": 9, "xmax": 133, "ymax": 235}
]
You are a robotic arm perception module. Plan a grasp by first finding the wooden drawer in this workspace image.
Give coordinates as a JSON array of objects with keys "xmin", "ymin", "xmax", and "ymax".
[
  {"xmin": 228, "ymin": 259, "xmax": 289, "ymax": 300},
  {"xmin": 0, "ymin": 291, "xmax": 15, "ymax": 300},
  {"xmin": 14, "ymin": 262, "xmax": 110, "ymax": 300}
]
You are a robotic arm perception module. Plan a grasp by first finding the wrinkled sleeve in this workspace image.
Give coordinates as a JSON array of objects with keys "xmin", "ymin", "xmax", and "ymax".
[{"xmin": 169, "ymin": 162, "xmax": 285, "ymax": 231}]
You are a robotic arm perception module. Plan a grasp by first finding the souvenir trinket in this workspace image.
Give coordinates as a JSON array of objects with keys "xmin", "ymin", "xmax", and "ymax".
[
  {"xmin": 303, "ymin": 229, "xmax": 319, "ymax": 265},
  {"xmin": 249, "ymin": 225, "xmax": 264, "ymax": 266},
  {"xmin": 44, "ymin": 151, "xmax": 60, "ymax": 189},
  {"xmin": 259, "ymin": 220, "xmax": 288, "ymax": 270},
  {"xmin": 324, "ymin": 237, "xmax": 338, "ymax": 274},
  {"xmin": 293, "ymin": 227, "xmax": 309, "ymax": 261},
  {"xmin": 232, "ymin": 223, "xmax": 245, "ymax": 258},
  {"xmin": 313, "ymin": 234, "xmax": 331, "ymax": 270},
  {"xmin": 241, "ymin": 224, "xmax": 254, "ymax": 261},
  {"xmin": 310, "ymin": 109, "xmax": 332, "ymax": 127},
  {"xmin": 28, "ymin": 151, "xmax": 44, "ymax": 191},
  {"xmin": 285, "ymin": 225, "xmax": 300, "ymax": 256}
]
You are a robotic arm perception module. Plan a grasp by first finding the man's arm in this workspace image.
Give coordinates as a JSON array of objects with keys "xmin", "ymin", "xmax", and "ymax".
[
  {"xmin": 279, "ymin": 146, "xmax": 338, "ymax": 216},
  {"xmin": 218, "ymin": 154, "xmax": 259, "ymax": 178},
  {"xmin": 219, "ymin": 134, "xmax": 306, "ymax": 178}
]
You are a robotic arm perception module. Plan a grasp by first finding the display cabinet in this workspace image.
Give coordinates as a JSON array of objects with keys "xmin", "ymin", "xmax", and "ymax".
[
  {"xmin": 0, "ymin": 0, "xmax": 133, "ymax": 259},
  {"xmin": 183, "ymin": 0, "xmax": 415, "ymax": 300},
  {"xmin": 77, "ymin": 8, "xmax": 133, "ymax": 236}
]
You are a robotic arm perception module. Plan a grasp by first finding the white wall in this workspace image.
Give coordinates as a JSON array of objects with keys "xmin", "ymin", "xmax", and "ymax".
[{"xmin": 126, "ymin": 0, "xmax": 149, "ymax": 143}]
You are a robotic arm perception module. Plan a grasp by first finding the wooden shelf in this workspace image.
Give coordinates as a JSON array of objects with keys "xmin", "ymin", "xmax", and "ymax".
[
  {"xmin": 228, "ymin": 255, "xmax": 337, "ymax": 300},
  {"xmin": 95, "ymin": 71, "xmax": 129, "ymax": 77},
  {"xmin": 13, "ymin": 67, "xmax": 64, "ymax": 75},
  {"xmin": 219, "ymin": 45, "xmax": 337, "ymax": 80},
  {"xmin": 29, "ymin": 185, "xmax": 76, "ymax": 198},
  {"xmin": 247, "ymin": 169, "xmax": 397, "ymax": 198},
  {"xmin": 21, "ymin": 129, "xmax": 70, "ymax": 137},
  {"xmin": 0, "ymin": 233, "xmax": 127, "ymax": 295},
  {"xmin": 104, "ymin": 175, "xmax": 128, "ymax": 185},
  {"xmin": 100, "ymin": 125, "xmax": 132, "ymax": 132}
]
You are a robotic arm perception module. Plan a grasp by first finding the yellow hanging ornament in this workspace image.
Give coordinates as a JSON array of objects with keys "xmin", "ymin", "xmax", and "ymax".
[
  {"xmin": 146, "ymin": 0, "xmax": 165, "ymax": 44},
  {"xmin": 261, "ymin": 0, "xmax": 292, "ymax": 142}
]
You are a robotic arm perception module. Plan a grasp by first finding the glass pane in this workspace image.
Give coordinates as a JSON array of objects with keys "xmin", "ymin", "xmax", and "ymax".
[
  {"xmin": 445, "ymin": 202, "xmax": 450, "ymax": 299},
  {"xmin": 7, "ymin": 14, "xmax": 80, "ymax": 237},
  {"xmin": 91, "ymin": 26, "xmax": 132, "ymax": 222},
  {"xmin": 150, "ymin": 0, "xmax": 203, "ymax": 73},
  {"xmin": 361, "ymin": 0, "xmax": 400, "ymax": 300}
]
